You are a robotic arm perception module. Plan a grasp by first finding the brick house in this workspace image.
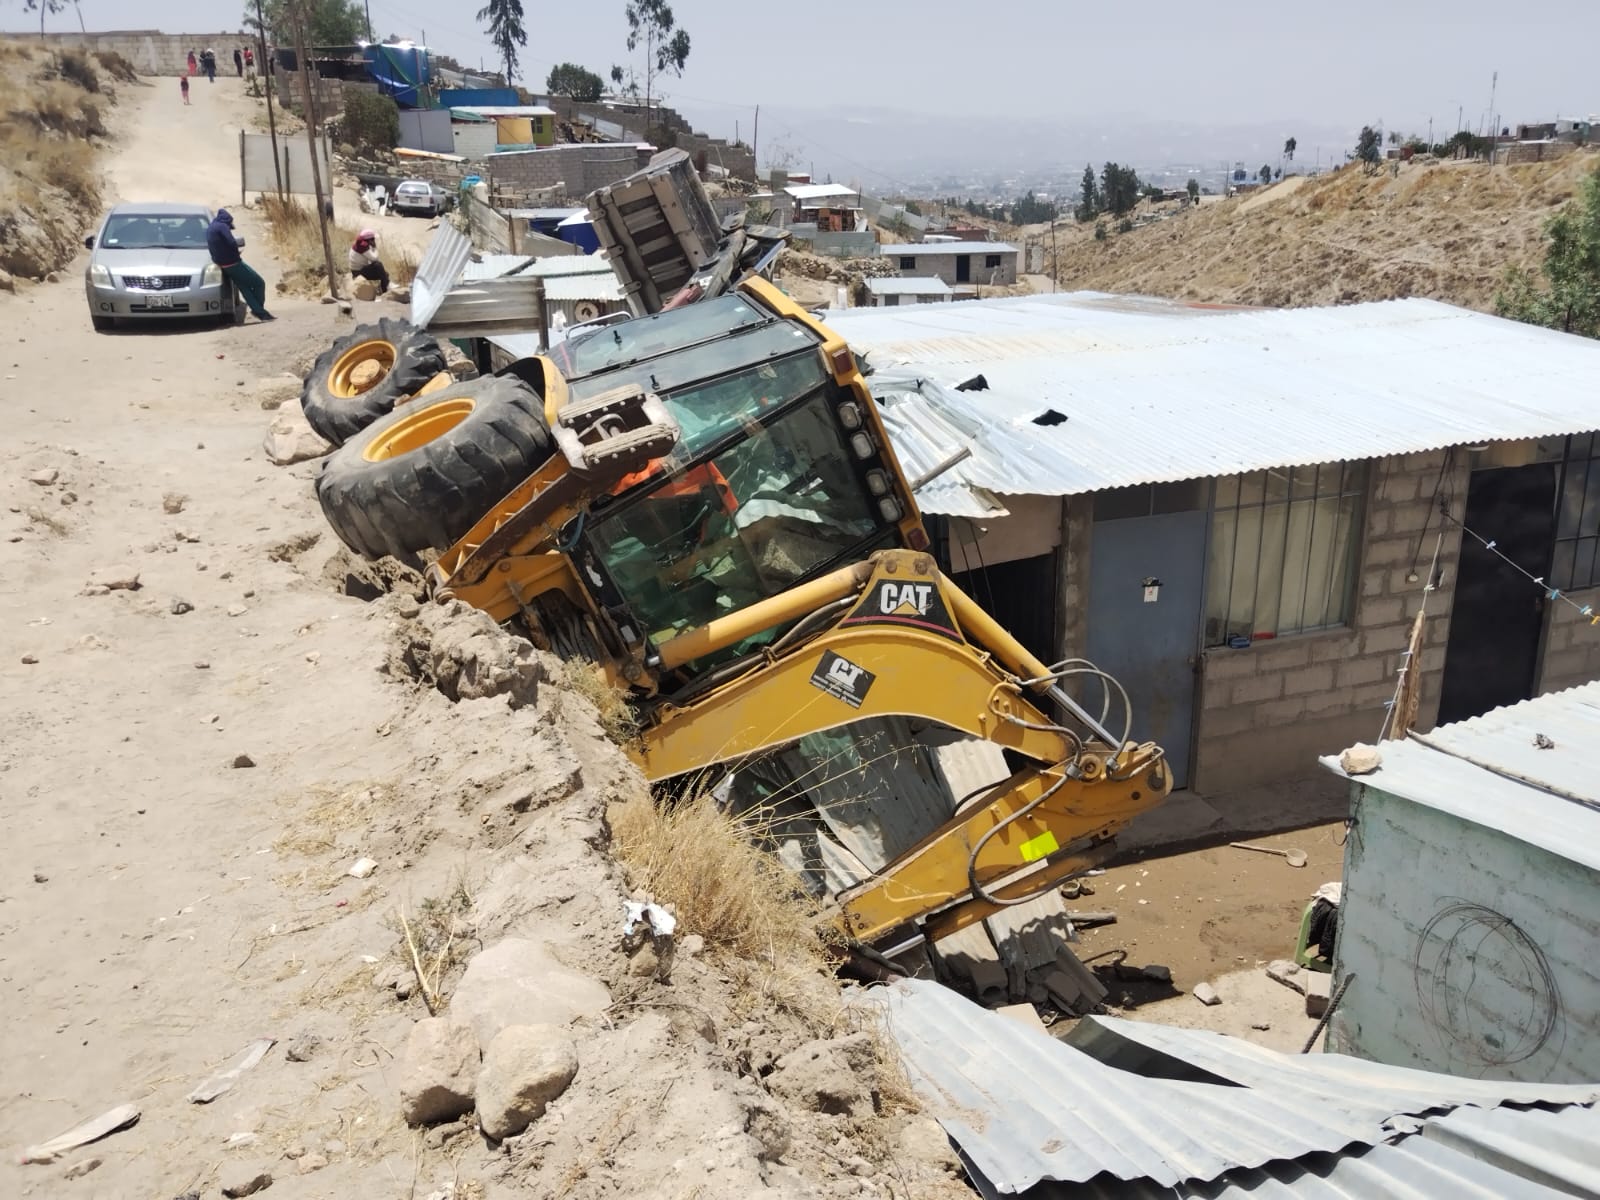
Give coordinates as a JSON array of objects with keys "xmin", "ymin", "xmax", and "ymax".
[
  {"xmin": 827, "ymin": 294, "xmax": 1600, "ymax": 797},
  {"xmin": 885, "ymin": 242, "xmax": 1019, "ymax": 287}
]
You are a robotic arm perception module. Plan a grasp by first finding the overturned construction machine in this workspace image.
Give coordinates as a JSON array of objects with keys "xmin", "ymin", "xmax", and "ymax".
[{"xmin": 300, "ymin": 150, "xmax": 1171, "ymax": 956}]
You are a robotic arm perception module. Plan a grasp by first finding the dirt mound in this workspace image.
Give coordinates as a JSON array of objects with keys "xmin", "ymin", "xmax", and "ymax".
[
  {"xmin": 1047, "ymin": 151, "xmax": 1600, "ymax": 311},
  {"xmin": 0, "ymin": 39, "xmax": 121, "ymax": 278}
]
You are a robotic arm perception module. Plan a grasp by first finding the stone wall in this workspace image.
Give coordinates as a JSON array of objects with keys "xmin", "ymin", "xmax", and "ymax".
[
  {"xmin": 1192, "ymin": 450, "xmax": 1467, "ymax": 795},
  {"xmin": 33, "ymin": 29, "xmax": 251, "ymax": 76}
]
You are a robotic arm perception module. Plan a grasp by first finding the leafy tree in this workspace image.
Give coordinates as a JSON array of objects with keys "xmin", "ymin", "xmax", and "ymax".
[
  {"xmin": 21, "ymin": 0, "xmax": 66, "ymax": 35},
  {"xmin": 623, "ymin": 0, "xmax": 691, "ymax": 114},
  {"xmin": 242, "ymin": 0, "xmax": 366, "ymax": 46},
  {"xmin": 477, "ymin": 0, "xmax": 527, "ymax": 84},
  {"xmin": 1010, "ymin": 191, "xmax": 1058, "ymax": 224},
  {"xmin": 1496, "ymin": 164, "xmax": 1600, "ymax": 338},
  {"xmin": 1099, "ymin": 162, "xmax": 1141, "ymax": 216},
  {"xmin": 1076, "ymin": 163, "xmax": 1100, "ymax": 222},
  {"xmin": 1186, "ymin": 177, "xmax": 1200, "ymax": 203},
  {"xmin": 903, "ymin": 199, "xmax": 922, "ymax": 216},
  {"xmin": 1355, "ymin": 125, "xmax": 1382, "ymax": 167},
  {"xmin": 341, "ymin": 87, "xmax": 399, "ymax": 151},
  {"xmin": 547, "ymin": 61, "xmax": 604, "ymax": 101},
  {"xmin": 1283, "ymin": 136, "xmax": 1296, "ymax": 161},
  {"xmin": 1258, "ymin": 164, "xmax": 1272, "ymax": 185}
]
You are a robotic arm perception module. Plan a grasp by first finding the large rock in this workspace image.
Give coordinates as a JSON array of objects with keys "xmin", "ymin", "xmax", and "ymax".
[
  {"xmin": 767, "ymin": 1033, "xmax": 877, "ymax": 1118},
  {"xmin": 475, "ymin": 1024, "xmax": 578, "ymax": 1139},
  {"xmin": 262, "ymin": 408, "xmax": 332, "ymax": 467},
  {"xmin": 352, "ymin": 276, "xmax": 381, "ymax": 302},
  {"xmin": 219, "ymin": 1163, "xmax": 273, "ymax": 1197},
  {"xmin": 385, "ymin": 601, "xmax": 546, "ymax": 708},
  {"xmin": 398, "ymin": 1018, "xmax": 480, "ymax": 1126},
  {"xmin": 449, "ymin": 939, "xmax": 610, "ymax": 1048},
  {"xmin": 255, "ymin": 374, "xmax": 303, "ymax": 410}
]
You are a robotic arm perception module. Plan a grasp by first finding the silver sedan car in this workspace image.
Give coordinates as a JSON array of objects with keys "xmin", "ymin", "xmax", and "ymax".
[
  {"xmin": 390, "ymin": 179, "xmax": 451, "ymax": 217},
  {"xmin": 83, "ymin": 202, "xmax": 245, "ymax": 330}
]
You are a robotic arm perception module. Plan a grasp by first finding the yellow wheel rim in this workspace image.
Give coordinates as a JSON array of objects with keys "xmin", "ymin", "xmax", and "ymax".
[
  {"xmin": 363, "ymin": 397, "xmax": 474, "ymax": 462},
  {"xmin": 329, "ymin": 339, "xmax": 397, "ymax": 398}
]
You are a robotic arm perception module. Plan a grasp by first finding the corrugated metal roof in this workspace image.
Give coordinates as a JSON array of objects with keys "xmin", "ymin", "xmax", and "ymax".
[
  {"xmin": 460, "ymin": 254, "xmax": 612, "ymax": 281},
  {"xmin": 410, "ymin": 221, "xmax": 474, "ymax": 328},
  {"xmin": 866, "ymin": 276, "xmax": 952, "ymax": 295},
  {"xmin": 864, "ymin": 979, "xmax": 1600, "ymax": 1195},
  {"xmin": 448, "ymin": 104, "xmax": 556, "ymax": 117},
  {"xmin": 1320, "ymin": 682, "xmax": 1600, "ymax": 872},
  {"xmin": 785, "ymin": 183, "xmax": 860, "ymax": 201},
  {"xmin": 830, "ymin": 293, "xmax": 1600, "ymax": 507},
  {"xmin": 884, "ymin": 241, "xmax": 1019, "ymax": 256}
]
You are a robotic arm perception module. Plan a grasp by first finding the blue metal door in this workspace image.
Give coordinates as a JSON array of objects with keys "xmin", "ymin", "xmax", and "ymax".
[{"xmin": 1086, "ymin": 510, "xmax": 1207, "ymax": 788}]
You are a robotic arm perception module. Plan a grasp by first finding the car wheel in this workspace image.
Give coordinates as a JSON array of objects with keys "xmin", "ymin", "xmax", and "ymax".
[{"xmin": 92, "ymin": 315, "xmax": 114, "ymax": 332}]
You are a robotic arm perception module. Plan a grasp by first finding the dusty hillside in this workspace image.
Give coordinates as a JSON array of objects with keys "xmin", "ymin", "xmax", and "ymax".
[
  {"xmin": 0, "ymin": 39, "xmax": 135, "ymax": 281},
  {"xmin": 1045, "ymin": 151, "xmax": 1600, "ymax": 311}
]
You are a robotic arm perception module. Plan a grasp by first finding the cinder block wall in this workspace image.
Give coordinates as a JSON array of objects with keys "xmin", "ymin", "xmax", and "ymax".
[
  {"xmin": 1193, "ymin": 450, "xmax": 1466, "ymax": 794},
  {"xmin": 32, "ymin": 30, "xmax": 251, "ymax": 76},
  {"xmin": 1329, "ymin": 783, "xmax": 1600, "ymax": 1081},
  {"xmin": 886, "ymin": 251, "xmax": 1019, "ymax": 286},
  {"xmin": 486, "ymin": 145, "xmax": 642, "ymax": 197},
  {"xmin": 1539, "ymin": 585, "xmax": 1600, "ymax": 695}
]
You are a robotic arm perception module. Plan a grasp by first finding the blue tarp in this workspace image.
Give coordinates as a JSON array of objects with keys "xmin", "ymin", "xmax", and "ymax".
[
  {"xmin": 438, "ymin": 87, "xmax": 519, "ymax": 109},
  {"xmin": 557, "ymin": 216, "xmax": 599, "ymax": 254},
  {"xmin": 364, "ymin": 43, "xmax": 429, "ymax": 108}
]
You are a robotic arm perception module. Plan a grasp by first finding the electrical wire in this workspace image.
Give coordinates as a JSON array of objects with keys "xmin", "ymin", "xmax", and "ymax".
[{"xmin": 1440, "ymin": 507, "xmax": 1599, "ymax": 628}]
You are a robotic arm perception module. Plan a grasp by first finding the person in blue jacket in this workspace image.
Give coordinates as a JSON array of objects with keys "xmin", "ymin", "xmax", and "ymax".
[{"xmin": 206, "ymin": 209, "xmax": 274, "ymax": 322}]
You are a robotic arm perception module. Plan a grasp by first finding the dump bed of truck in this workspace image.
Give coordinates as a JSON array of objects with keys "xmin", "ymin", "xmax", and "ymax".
[{"xmin": 586, "ymin": 148, "xmax": 724, "ymax": 316}]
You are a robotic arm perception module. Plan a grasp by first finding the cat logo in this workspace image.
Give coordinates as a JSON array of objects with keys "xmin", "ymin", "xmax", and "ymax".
[
  {"xmin": 809, "ymin": 650, "xmax": 875, "ymax": 709},
  {"xmin": 878, "ymin": 582, "xmax": 933, "ymax": 617}
]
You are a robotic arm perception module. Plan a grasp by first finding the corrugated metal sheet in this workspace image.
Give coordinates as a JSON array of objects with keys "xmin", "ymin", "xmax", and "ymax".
[
  {"xmin": 1320, "ymin": 682, "xmax": 1600, "ymax": 872},
  {"xmin": 865, "ymin": 979, "xmax": 1600, "ymax": 1195},
  {"xmin": 831, "ymin": 293, "xmax": 1600, "ymax": 509},
  {"xmin": 885, "ymin": 241, "xmax": 1019, "ymax": 256},
  {"xmin": 461, "ymin": 254, "xmax": 612, "ymax": 281},
  {"xmin": 866, "ymin": 276, "xmax": 952, "ymax": 296},
  {"xmin": 785, "ymin": 183, "xmax": 860, "ymax": 201},
  {"xmin": 409, "ymin": 221, "xmax": 474, "ymax": 328}
]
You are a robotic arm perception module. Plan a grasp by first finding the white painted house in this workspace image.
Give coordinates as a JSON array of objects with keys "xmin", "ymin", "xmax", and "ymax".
[
  {"xmin": 1322, "ymin": 681, "xmax": 1600, "ymax": 1082},
  {"xmin": 864, "ymin": 277, "xmax": 952, "ymax": 307}
]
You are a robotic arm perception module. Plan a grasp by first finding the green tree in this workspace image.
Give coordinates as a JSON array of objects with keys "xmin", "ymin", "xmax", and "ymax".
[
  {"xmin": 547, "ymin": 61, "xmax": 604, "ymax": 101},
  {"xmin": 1099, "ymin": 162, "xmax": 1141, "ymax": 216},
  {"xmin": 1077, "ymin": 163, "xmax": 1100, "ymax": 221},
  {"xmin": 477, "ymin": 0, "xmax": 527, "ymax": 84},
  {"xmin": 1355, "ymin": 125, "xmax": 1382, "ymax": 167},
  {"xmin": 341, "ymin": 88, "xmax": 399, "ymax": 151},
  {"xmin": 22, "ymin": 0, "xmax": 67, "ymax": 35},
  {"xmin": 903, "ymin": 199, "xmax": 922, "ymax": 216},
  {"xmin": 1496, "ymin": 164, "xmax": 1600, "ymax": 338},
  {"xmin": 242, "ymin": 0, "xmax": 366, "ymax": 45},
  {"xmin": 1283, "ymin": 136, "xmax": 1297, "ymax": 161},
  {"xmin": 1258, "ymin": 163, "xmax": 1272, "ymax": 185},
  {"xmin": 1186, "ymin": 177, "xmax": 1200, "ymax": 203},
  {"xmin": 623, "ymin": 0, "xmax": 691, "ymax": 114}
]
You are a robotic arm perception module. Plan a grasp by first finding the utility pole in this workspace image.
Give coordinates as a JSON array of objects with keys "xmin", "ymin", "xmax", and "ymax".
[
  {"xmin": 752, "ymin": 104, "xmax": 759, "ymax": 165},
  {"xmin": 290, "ymin": 3, "xmax": 341, "ymax": 300},
  {"xmin": 256, "ymin": 0, "xmax": 283, "ymax": 197},
  {"xmin": 364, "ymin": 0, "xmax": 373, "ymax": 41}
]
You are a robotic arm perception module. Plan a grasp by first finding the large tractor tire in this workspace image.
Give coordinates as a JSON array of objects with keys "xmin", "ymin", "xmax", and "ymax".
[
  {"xmin": 300, "ymin": 317, "xmax": 449, "ymax": 447},
  {"xmin": 315, "ymin": 374, "xmax": 553, "ymax": 562}
]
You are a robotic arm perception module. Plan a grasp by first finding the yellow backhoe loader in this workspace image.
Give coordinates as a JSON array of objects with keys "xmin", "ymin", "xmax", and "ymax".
[{"xmin": 303, "ymin": 156, "xmax": 1170, "ymax": 958}]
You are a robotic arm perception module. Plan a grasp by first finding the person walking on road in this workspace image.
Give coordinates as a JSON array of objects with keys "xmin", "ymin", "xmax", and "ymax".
[
  {"xmin": 348, "ymin": 230, "xmax": 390, "ymax": 295},
  {"xmin": 206, "ymin": 209, "xmax": 274, "ymax": 323},
  {"xmin": 180, "ymin": 73, "xmax": 190, "ymax": 105},
  {"xmin": 202, "ymin": 49, "xmax": 216, "ymax": 83},
  {"xmin": 233, "ymin": 47, "xmax": 244, "ymax": 77},
  {"xmin": 187, "ymin": 49, "xmax": 197, "ymax": 75}
]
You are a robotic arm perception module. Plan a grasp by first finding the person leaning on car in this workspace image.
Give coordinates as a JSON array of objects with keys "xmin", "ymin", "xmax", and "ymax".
[
  {"xmin": 205, "ymin": 208, "xmax": 274, "ymax": 322},
  {"xmin": 348, "ymin": 230, "xmax": 389, "ymax": 294}
]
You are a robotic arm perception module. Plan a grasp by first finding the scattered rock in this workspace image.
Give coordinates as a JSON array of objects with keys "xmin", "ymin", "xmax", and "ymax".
[
  {"xmin": 1340, "ymin": 743, "xmax": 1382, "ymax": 775},
  {"xmin": 33, "ymin": 872, "xmax": 47, "ymax": 883},
  {"xmin": 336, "ymin": 299, "xmax": 354, "ymax": 316},
  {"xmin": 86, "ymin": 566, "xmax": 141, "ymax": 592},
  {"xmin": 398, "ymin": 1018, "xmax": 480, "ymax": 1126},
  {"xmin": 1140, "ymin": 964, "xmax": 1172, "ymax": 984},
  {"xmin": 21, "ymin": 654, "xmax": 38, "ymax": 664},
  {"xmin": 170, "ymin": 598, "xmax": 194, "ymax": 615},
  {"xmin": 385, "ymin": 602, "xmax": 547, "ymax": 709},
  {"xmin": 284, "ymin": 1035, "xmax": 322, "ymax": 1063},
  {"xmin": 679, "ymin": 933, "xmax": 705, "ymax": 958},
  {"xmin": 45, "ymin": 270, "xmax": 60, "ymax": 284},
  {"xmin": 352, "ymin": 277, "xmax": 381, "ymax": 302},
  {"xmin": 395, "ymin": 594, "xmax": 421, "ymax": 619},
  {"xmin": 29, "ymin": 467, "xmax": 57, "ymax": 486},
  {"xmin": 385, "ymin": 285, "xmax": 412, "ymax": 303},
  {"xmin": 740, "ymin": 1087, "xmax": 792, "ymax": 1162},
  {"xmin": 262, "ymin": 408, "xmax": 332, "ymax": 467},
  {"xmin": 1267, "ymin": 959, "xmax": 1306, "ymax": 994},
  {"xmin": 231, "ymin": 754, "xmax": 256, "ymax": 769},
  {"xmin": 475, "ymin": 1023, "xmax": 579, "ymax": 1140},
  {"xmin": 296, "ymin": 1154, "xmax": 328, "ymax": 1173},
  {"xmin": 162, "ymin": 492, "xmax": 188, "ymax": 514},
  {"xmin": 347, "ymin": 857, "xmax": 378, "ymax": 879},
  {"xmin": 450, "ymin": 938, "xmax": 611, "ymax": 1048},
  {"xmin": 227, "ymin": 604, "xmax": 248, "ymax": 617},
  {"xmin": 1192, "ymin": 981, "xmax": 1222, "ymax": 1006},
  {"xmin": 768, "ymin": 1033, "xmax": 877, "ymax": 1118},
  {"xmin": 218, "ymin": 1164, "xmax": 273, "ymax": 1197},
  {"xmin": 194, "ymin": 660, "xmax": 210, "ymax": 669},
  {"xmin": 223, "ymin": 1133, "xmax": 259, "ymax": 1149},
  {"xmin": 626, "ymin": 942, "xmax": 660, "ymax": 978},
  {"xmin": 1251, "ymin": 1022, "xmax": 1272, "ymax": 1031},
  {"xmin": 63, "ymin": 1156, "xmax": 102, "ymax": 1179}
]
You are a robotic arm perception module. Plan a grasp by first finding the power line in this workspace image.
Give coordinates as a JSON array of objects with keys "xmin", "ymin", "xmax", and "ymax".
[{"xmin": 1441, "ymin": 508, "xmax": 1599, "ymax": 628}]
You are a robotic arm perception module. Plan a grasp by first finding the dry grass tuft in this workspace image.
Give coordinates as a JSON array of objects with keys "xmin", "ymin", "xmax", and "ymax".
[
  {"xmin": 24, "ymin": 506, "xmax": 69, "ymax": 536},
  {"xmin": 91, "ymin": 49, "xmax": 138, "ymax": 85},
  {"xmin": 260, "ymin": 193, "xmax": 360, "ymax": 296},
  {"xmin": 610, "ymin": 787, "xmax": 843, "ymax": 1024},
  {"xmin": 559, "ymin": 661, "xmax": 639, "ymax": 746}
]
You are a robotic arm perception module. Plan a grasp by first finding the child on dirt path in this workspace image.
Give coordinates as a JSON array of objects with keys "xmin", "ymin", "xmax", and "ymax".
[{"xmin": 180, "ymin": 74, "xmax": 190, "ymax": 105}]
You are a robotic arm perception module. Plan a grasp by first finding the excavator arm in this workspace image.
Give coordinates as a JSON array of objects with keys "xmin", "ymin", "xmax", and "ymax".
[{"xmin": 629, "ymin": 548, "xmax": 1171, "ymax": 948}]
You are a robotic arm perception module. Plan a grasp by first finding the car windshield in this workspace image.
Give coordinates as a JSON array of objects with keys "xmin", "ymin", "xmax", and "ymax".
[
  {"xmin": 552, "ymin": 295, "xmax": 773, "ymax": 379},
  {"xmin": 100, "ymin": 214, "xmax": 209, "ymax": 250}
]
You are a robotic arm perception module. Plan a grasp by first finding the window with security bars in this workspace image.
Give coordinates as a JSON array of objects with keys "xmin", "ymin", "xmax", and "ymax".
[
  {"xmin": 1205, "ymin": 462, "xmax": 1368, "ymax": 647},
  {"xmin": 1554, "ymin": 432, "xmax": 1600, "ymax": 591}
]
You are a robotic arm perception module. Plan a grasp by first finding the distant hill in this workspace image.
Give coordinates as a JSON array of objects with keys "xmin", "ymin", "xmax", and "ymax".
[{"xmin": 1042, "ymin": 151, "xmax": 1600, "ymax": 313}]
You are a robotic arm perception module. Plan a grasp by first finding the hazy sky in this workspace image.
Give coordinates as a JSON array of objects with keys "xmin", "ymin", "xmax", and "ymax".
[{"xmin": 8, "ymin": 0, "xmax": 1598, "ymax": 172}]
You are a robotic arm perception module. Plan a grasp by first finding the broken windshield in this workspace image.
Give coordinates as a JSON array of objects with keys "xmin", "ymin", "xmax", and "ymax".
[{"xmin": 553, "ymin": 294, "xmax": 771, "ymax": 378}]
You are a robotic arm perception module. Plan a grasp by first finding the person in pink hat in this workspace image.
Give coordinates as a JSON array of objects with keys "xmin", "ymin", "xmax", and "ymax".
[{"xmin": 348, "ymin": 229, "xmax": 389, "ymax": 295}]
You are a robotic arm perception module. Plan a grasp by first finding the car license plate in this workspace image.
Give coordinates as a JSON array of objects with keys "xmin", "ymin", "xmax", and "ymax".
[{"xmin": 146, "ymin": 294, "xmax": 173, "ymax": 309}]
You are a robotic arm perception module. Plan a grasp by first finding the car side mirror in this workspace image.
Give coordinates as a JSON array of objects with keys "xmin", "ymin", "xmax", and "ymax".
[{"xmin": 84, "ymin": 236, "xmax": 95, "ymax": 249}]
